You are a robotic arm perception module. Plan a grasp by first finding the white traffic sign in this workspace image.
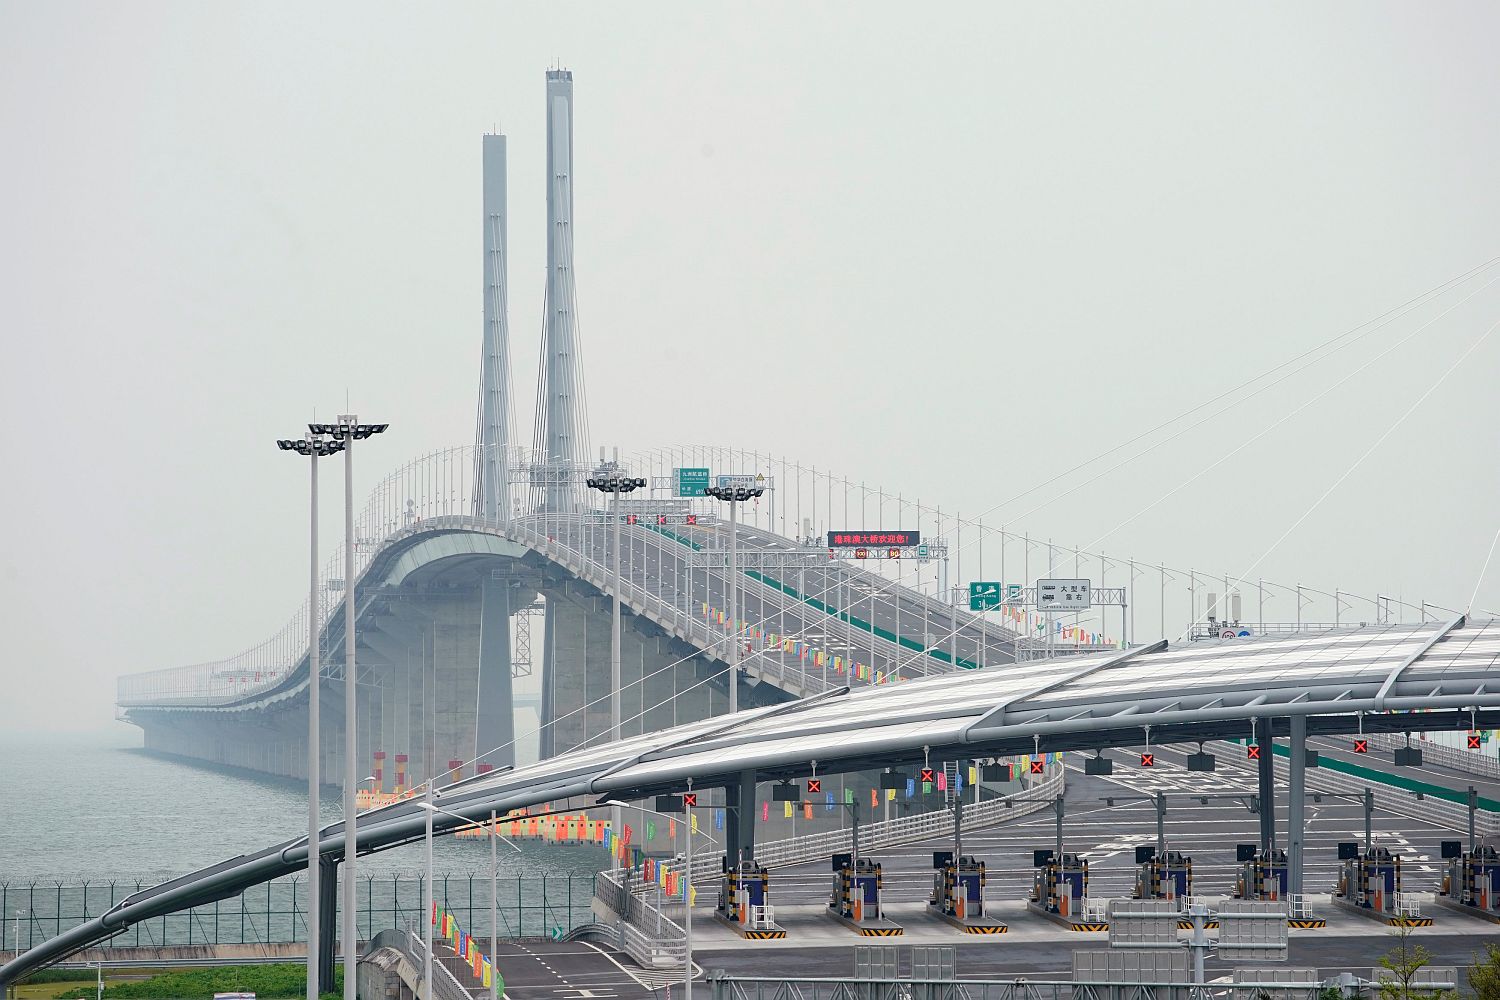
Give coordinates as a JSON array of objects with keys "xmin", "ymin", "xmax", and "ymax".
[{"xmin": 1037, "ymin": 578, "xmax": 1091, "ymax": 610}]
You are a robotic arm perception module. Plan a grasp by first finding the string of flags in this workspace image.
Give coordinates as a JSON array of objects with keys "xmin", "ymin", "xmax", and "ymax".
[
  {"xmin": 998, "ymin": 604, "xmax": 1119, "ymax": 647},
  {"xmin": 431, "ymin": 903, "xmax": 498, "ymax": 989},
  {"xmin": 702, "ymin": 602, "xmax": 911, "ymax": 684},
  {"xmin": 701, "ymin": 600, "xmax": 1117, "ymax": 682}
]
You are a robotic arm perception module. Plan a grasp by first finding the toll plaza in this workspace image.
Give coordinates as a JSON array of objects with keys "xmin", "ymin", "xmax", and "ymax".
[
  {"xmin": 1029, "ymin": 850, "xmax": 1106, "ymax": 931},
  {"xmin": 929, "ymin": 851, "xmax": 1007, "ymax": 933},
  {"xmin": 1133, "ymin": 846, "xmax": 1192, "ymax": 903},
  {"xmin": 1234, "ymin": 844, "xmax": 1287, "ymax": 901},
  {"xmin": 1333, "ymin": 844, "xmax": 1432, "ymax": 926},
  {"xmin": 1437, "ymin": 841, "xmax": 1500, "ymax": 923},
  {"xmin": 716, "ymin": 859, "xmax": 786, "ymax": 938},
  {"xmin": 829, "ymin": 852, "xmax": 902, "ymax": 936}
]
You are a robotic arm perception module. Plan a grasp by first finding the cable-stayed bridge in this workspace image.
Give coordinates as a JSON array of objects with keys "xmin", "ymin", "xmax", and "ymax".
[
  {"xmin": 22, "ymin": 65, "xmax": 1485, "ymax": 997},
  {"xmin": 115, "ymin": 68, "xmax": 1452, "ymax": 792}
]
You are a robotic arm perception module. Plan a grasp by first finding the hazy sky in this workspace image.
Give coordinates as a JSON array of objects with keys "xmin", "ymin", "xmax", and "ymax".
[{"xmin": 2, "ymin": 2, "xmax": 1498, "ymax": 732}]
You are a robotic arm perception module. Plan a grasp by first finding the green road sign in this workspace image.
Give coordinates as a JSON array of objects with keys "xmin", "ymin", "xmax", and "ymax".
[
  {"xmin": 969, "ymin": 581, "xmax": 1001, "ymax": 611},
  {"xmin": 675, "ymin": 467, "xmax": 710, "ymax": 497}
]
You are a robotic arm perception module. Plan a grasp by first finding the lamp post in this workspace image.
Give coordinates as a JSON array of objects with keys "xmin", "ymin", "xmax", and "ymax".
[
  {"xmin": 703, "ymin": 483, "xmax": 764, "ymax": 714},
  {"xmin": 416, "ymin": 801, "xmax": 520, "ymax": 1000},
  {"xmin": 584, "ymin": 461, "xmax": 647, "ymax": 863},
  {"xmin": 310, "ymin": 416, "xmax": 386, "ymax": 1000},
  {"xmin": 277, "ymin": 432, "xmax": 345, "ymax": 1000}
]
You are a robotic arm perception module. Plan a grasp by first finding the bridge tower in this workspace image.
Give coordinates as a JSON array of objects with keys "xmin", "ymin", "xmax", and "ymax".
[
  {"xmin": 475, "ymin": 132, "xmax": 512, "ymax": 525},
  {"xmin": 531, "ymin": 68, "xmax": 590, "ymax": 512}
]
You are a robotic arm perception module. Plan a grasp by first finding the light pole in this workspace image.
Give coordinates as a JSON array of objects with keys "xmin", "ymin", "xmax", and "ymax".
[
  {"xmin": 311, "ymin": 415, "xmax": 386, "ymax": 1000},
  {"xmin": 703, "ymin": 484, "xmax": 764, "ymax": 714},
  {"xmin": 277, "ymin": 432, "xmax": 345, "ymax": 1000},
  {"xmin": 416, "ymin": 801, "xmax": 521, "ymax": 1000},
  {"xmin": 584, "ymin": 461, "xmax": 646, "ymax": 864}
]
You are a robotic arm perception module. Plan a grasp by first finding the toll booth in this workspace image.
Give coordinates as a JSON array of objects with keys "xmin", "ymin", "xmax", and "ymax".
[
  {"xmin": 1438, "ymin": 844, "xmax": 1500, "ymax": 924},
  {"xmin": 1333, "ymin": 846, "xmax": 1432, "ymax": 926},
  {"xmin": 928, "ymin": 851, "xmax": 1007, "ymax": 933},
  {"xmin": 1133, "ymin": 850, "xmax": 1193, "ymax": 902},
  {"xmin": 1233, "ymin": 846, "xmax": 1288, "ymax": 901},
  {"xmin": 1028, "ymin": 852, "xmax": 1106, "ymax": 931},
  {"xmin": 829, "ymin": 853, "xmax": 902, "ymax": 936},
  {"xmin": 715, "ymin": 860, "xmax": 786, "ymax": 938}
]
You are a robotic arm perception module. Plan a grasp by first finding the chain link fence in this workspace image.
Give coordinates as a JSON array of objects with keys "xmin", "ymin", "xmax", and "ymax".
[{"xmin": 0, "ymin": 874, "xmax": 597, "ymax": 953}]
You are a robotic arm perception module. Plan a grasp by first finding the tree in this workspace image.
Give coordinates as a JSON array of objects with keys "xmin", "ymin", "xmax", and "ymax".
[
  {"xmin": 1376, "ymin": 919, "xmax": 1440, "ymax": 1000},
  {"xmin": 1469, "ymin": 942, "xmax": 1500, "ymax": 1000}
]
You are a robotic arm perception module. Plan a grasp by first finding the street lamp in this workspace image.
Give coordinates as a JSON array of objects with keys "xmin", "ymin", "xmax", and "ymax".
[
  {"xmin": 584, "ymin": 462, "xmax": 647, "ymax": 866},
  {"xmin": 599, "ymin": 799, "xmax": 697, "ymax": 1000},
  {"xmin": 277, "ymin": 432, "xmax": 345, "ymax": 1000},
  {"xmin": 702, "ymin": 484, "xmax": 764, "ymax": 714},
  {"xmin": 310, "ymin": 416, "xmax": 386, "ymax": 1000},
  {"xmin": 416, "ymin": 800, "xmax": 520, "ymax": 1000}
]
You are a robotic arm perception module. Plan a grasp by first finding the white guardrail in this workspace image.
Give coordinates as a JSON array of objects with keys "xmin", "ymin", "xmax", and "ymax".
[
  {"xmin": 1214, "ymin": 740, "xmax": 1499, "ymax": 840},
  {"xmin": 120, "ymin": 442, "xmax": 1408, "ymax": 709},
  {"xmin": 118, "ymin": 446, "xmax": 982, "ymax": 707},
  {"xmin": 1365, "ymin": 731, "xmax": 1500, "ymax": 780}
]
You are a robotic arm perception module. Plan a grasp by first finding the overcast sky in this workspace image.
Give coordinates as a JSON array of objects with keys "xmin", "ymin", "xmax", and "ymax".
[{"xmin": 2, "ymin": 2, "xmax": 1498, "ymax": 733}]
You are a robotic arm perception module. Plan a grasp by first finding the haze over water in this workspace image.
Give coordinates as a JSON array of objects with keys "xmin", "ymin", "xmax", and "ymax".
[{"xmin": 0, "ymin": 729, "xmax": 599, "ymax": 885}]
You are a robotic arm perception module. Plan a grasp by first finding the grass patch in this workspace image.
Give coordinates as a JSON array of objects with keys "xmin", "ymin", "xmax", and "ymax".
[{"xmin": 51, "ymin": 964, "xmax": 341, "ymax": 1000}]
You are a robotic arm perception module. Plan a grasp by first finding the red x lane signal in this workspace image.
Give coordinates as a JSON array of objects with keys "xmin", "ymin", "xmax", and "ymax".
[
  {"xmin": 1469, "ymin": 734, "xmax": 1483, "ymax": 749},
  {"xmin": 1030, "ymin": 760, "xmax": 1045, "ymax": 774},
  {"xmin": 1140, "ymin": 753, "xmax": 1155, "ymax": 768},
  {"xmin": 685, "ymin": 514, "xmax": 697, "ymax": 525},
  {"xmin": 657, "ymin": 515, "xmax": 668, "ymax": 525},
  {"xmin": 806, "ymin": 778, "xmax": 822, "ymax": 794},
  {"xmin": 1247, "ymin": 744, "xmax": 1261, "ymax": 761},
  {"xmin": 1353, "ymin": 739, "xmax": 1368, "ymax": 754},
  {"xmin": 683, "ymin": 793, "xmax": 698, "ymax": 807},
  {"xmin": 626, "ymin": 514, "xmax": 639, "ymax": 525},
  {"xmin": 920, "ymin": 768, "xmax": 936, "ymax": 784}
]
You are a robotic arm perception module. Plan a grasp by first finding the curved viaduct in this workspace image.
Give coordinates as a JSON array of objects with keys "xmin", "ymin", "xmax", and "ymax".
[{"xmin": 119, "ymin": 513, "xmax": 1019, "ymax": 787}]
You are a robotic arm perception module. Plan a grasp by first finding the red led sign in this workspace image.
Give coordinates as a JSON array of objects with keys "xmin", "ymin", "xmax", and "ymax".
[{"xmin": 827, "ymin": 530, "xmax": 921, "ymax": 548}]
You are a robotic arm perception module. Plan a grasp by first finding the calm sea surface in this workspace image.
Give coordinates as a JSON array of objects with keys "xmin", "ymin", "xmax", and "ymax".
[{"xmin": 0, "ymin": 727, "xmax": 602, "ymax": 886}]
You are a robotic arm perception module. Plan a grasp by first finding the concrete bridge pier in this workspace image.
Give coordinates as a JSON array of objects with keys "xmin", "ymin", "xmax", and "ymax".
[{"xmin": 538, "ymin": 582, "xmax": 748, "ymax": 759}]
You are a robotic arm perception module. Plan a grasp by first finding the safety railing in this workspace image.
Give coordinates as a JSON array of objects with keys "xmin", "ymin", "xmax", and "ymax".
[
  {"xmin": 364, "ymin": 928, "xmax": 471, "ymax": 1000},
  {"xmin": 590, "ymin": 871, "xmax": 686, "ymax": 970},
  {"xmin": 121, "ymin": 439, "xmax": 1444, "ymax": 708},
  {"xmin": 1395, "ymin": 892, "xmax": 1424, "ymax": 919},
  {"xmin": 1365, "ymin": 732, "xmax": 1500, "ymax": 779},
  {"xmin": 120, "ymin": 446, "xmax": 1024, "ymax": 708},
  {"xmin": 1214, "ymin": 741, "xmax": 1500, "ymax": 840},
  {"xmin": 0, "ymin": 874, "xmax": 597, "ymax": 953}
]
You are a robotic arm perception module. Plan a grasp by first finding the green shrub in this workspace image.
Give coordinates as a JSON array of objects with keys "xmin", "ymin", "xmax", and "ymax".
[{"xmin": 55, "ymin": 964, "xmax": 342, "ymax": 1000}]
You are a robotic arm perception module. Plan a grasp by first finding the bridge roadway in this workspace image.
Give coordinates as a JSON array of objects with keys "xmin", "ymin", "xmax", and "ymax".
[{"xmin": 589, "ymin": 516, "xmax": 1020, "ymax": 683}]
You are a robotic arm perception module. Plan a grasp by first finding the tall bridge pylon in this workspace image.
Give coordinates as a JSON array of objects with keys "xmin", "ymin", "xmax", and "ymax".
[
  {"xmin": 475, "ymin": 132, "xmax": 512, "ymax": 526},
  {"xmin": 531, "ymin": 68, "xmax": 590, "ymax": 513}
]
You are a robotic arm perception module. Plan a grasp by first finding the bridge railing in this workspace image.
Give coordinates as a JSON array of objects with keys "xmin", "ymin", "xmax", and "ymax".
[
  {"xmin": 590, "ymin": 871, "xmax": 686, "ymax": 970},
  {"xmin": 121, "ymin": 445, "xmax": 970, "ymax": 706}
]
